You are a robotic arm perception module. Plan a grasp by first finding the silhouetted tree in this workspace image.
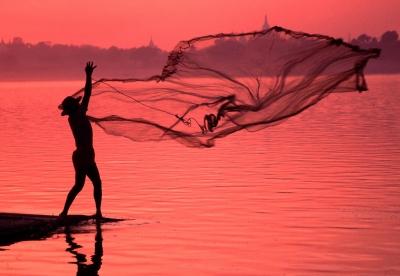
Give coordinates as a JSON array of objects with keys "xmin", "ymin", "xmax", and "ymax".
[
  {"xmin": 381, "ymin": 31, "xmax": 399, "ymax": 44},
  {"xmin": 357, "ymin": 34, "xmax": 372, "ymax": 44},
  {"xmin": 12, "ymin": 37, "xmax": 24, "ymax": 45}
]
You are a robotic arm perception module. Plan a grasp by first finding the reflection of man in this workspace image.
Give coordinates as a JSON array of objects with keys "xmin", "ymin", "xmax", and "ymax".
[{"xmin": 65, "ymin": 222, "xmax": 103, "ymax": 275}]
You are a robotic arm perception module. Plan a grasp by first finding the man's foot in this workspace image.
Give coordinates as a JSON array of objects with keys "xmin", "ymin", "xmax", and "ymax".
[
  {"xmin": 94, "ymin": 212, "xmax": 103, "ymax": 220},
  {"xmin": 57, "ymin": 212, "xmax": 68, "ymax": 221},
  {"xmin": 59, "ymin": 211, "xmax": 67, "ymax": 217}
]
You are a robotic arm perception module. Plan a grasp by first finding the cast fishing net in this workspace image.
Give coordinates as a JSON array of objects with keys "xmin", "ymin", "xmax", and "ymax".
[{"xmin": 68, "ymin": 26, "xmax": 380, "ymax": 148}]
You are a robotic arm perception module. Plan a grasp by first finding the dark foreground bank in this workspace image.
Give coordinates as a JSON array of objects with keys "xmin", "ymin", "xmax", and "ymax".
[{"xmin": 0, "ymin": 213, "xmax": 124, "ymax": 247}]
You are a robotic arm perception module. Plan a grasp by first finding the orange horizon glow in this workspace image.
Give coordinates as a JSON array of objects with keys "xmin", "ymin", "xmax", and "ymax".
[{"xmin": 1, "ymin": 0, "xmax": 399, "ymax": 51}]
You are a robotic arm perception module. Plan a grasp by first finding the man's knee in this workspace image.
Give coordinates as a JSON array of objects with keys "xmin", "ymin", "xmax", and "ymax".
[
  {"xmin": 87, "ymin": 165, "xmax": 101, "ymax": 187},
  {"xmin": 72, "ymin": 181, "xmax": 85, "ymax": 193},
  {"xmin": 73, "ymin": 173, "xmax": 86, "ymax": 191},
  {"xmin": 93, "ymin": 178, "xmax": 102, "ymax": 189}
]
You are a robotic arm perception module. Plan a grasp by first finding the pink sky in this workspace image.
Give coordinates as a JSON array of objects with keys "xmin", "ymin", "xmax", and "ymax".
[{"xmin": 1, "ymin": 0, "xmax": 399, "ymax": 51}]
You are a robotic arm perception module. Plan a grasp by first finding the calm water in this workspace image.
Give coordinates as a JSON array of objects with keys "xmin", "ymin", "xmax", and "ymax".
[{"xmin": 0, "ymin": 75, "xmax": 399, "ymax": 275}]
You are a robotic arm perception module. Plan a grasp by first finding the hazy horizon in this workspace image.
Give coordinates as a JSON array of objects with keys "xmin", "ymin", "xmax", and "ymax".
[{"xmin": 1, "ymin": 0, "xmax": 399, "ymax": 51}]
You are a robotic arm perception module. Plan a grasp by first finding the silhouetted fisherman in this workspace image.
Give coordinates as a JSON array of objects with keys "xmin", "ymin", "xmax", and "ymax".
[{"xmin": 59, "ymin": 61, "xmax": 102, "ymax": 219}]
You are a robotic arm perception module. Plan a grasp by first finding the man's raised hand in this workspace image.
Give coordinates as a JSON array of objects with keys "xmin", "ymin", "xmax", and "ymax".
[{"xmin": 85, "ymin": 61, "xmax": 97, "ymax": 75}]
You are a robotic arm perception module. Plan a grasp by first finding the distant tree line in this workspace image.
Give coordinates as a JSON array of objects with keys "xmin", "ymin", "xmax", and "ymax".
[
  {"xmin": 350, "ymin": 30, "xmax": 400, "ymax": 74},
  {"xmin": 0, "ymin": 30, "xmax": 398, "ymax": 81},
  {"xmin": 0, "ymin": 38, "xmax": 169, "ymax": 81}
]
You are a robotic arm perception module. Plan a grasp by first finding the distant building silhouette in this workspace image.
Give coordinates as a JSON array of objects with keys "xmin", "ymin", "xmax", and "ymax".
[
  {"xmin": 262, "ymin": 15, "xmax": 270, "ymax": 30},
  {"xmin": 0, "ymin": 38, "xmax": 6, "ymax": 51},
  {"xmin": 148, "ymin": 37, "xmax": 156, "ymax": 48}
]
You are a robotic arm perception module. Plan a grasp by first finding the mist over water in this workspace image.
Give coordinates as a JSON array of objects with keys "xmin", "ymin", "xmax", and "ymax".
[{"xmin": 0, "ymin": 75, "xmax": 399, "ymax": 275}]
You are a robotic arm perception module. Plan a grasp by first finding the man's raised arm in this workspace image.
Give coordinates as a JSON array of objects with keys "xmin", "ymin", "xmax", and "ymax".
[{"xmin": 82, "ymin": 61, "xmax": 97, "ymax": 107}]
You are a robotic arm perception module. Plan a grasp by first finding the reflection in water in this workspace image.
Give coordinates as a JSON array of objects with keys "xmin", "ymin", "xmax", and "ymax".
[{"xmin": 65, "ymin": 223, "xmax": 103, "ymax": 276}]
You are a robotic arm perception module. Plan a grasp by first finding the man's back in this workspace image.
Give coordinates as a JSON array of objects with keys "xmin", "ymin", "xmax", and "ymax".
[{"xmin": 68, "ymin": 102, "xmax": 93, "ymax": 148}]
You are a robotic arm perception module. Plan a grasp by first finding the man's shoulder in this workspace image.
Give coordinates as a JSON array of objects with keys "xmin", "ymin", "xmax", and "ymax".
[
  {"xmin": 69, "ymin": 104, "xmax": 88, "ymax": 122},
  {"xmin": 78, "ymin": 103, "xmax": 88, "ymax": 113}
]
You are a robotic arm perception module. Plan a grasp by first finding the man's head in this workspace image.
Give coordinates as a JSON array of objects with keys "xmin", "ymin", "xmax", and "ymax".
[{"xmin": 59, "ymin": 96, "xmax": 82, "ymax": 116}]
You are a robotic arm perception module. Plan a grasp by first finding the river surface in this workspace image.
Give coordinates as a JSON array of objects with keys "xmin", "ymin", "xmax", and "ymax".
[{"xmin": 0, "ymin": 75, "xmax": 399, "ymax": 275}]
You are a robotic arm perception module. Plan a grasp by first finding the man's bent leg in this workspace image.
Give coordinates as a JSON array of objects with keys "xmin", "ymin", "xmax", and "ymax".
[{"xmin": 60, "ymin": 170, "xmax": 86, "ymax": 216}]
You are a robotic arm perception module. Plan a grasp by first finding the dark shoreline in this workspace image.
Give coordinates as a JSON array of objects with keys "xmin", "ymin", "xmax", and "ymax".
[{"xmin": 0, "ymin": 212, "xmax": 123, "ymax": 248}]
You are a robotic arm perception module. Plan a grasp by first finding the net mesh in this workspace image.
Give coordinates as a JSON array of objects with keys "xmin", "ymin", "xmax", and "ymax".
[{"xmin": 69, "ymin": 26, "xmax": 380, "ymax": 148}]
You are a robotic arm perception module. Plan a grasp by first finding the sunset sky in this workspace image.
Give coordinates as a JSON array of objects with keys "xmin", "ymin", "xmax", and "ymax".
[{"xmin": 1, "ymin": 0, "xmax": 399, "ymax": 51}]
